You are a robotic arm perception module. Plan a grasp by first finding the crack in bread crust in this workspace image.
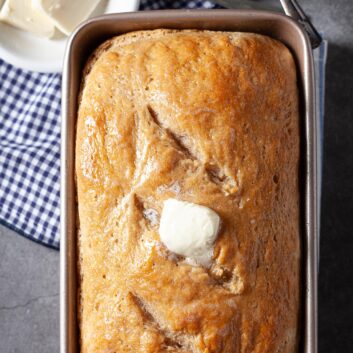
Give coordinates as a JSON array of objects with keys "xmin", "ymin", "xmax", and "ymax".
[
  {"xmin": 146, "ymin": 104, "xmax": 240, "ymax": 196},
  {"xmin": 129, "ymin": 292, "xmax": 194, "ymax": 351}
]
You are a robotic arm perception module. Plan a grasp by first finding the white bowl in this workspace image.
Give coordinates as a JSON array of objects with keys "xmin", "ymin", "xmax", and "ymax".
[{"xmin": 0, "ymin": 0, "xmax": 140, "ymax": 73}]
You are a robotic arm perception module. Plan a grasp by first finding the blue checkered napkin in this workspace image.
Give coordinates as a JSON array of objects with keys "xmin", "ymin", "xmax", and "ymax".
[
  {"xmin": 140, "ymin": 0, "xmax": 221, "ymax": 9},
  {"xmin": 0, "ymin": 0, "xmax": 326, "ymax": 249},
  {"xmin": 0, "ymin": 61, "xmax": 61, "ymax": 248}
]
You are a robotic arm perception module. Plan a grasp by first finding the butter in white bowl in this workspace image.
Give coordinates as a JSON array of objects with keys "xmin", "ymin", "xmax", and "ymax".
[
  {"xmin": 0, "ymin": 0, "xmax": 56, "ymax": 38},
  {"xmin": 0, "ymin": 0, "xmax": 102, "ymax": 38},
  {"xmin": 36, "ymin": 0, "xmax": 101, "ymax": 35},
  {"xmin": 159, "ymin": 198, "xmax": 221, "ymax": 267}
]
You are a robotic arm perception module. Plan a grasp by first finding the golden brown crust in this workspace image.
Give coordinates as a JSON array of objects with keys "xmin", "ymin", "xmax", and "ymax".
[{"xmin": 76, "ymin": 29, "xmax": 300, "ymax": 353}]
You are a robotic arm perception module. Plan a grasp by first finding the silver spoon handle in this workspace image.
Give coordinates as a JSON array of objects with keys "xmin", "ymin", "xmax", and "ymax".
[
  {"xmin": 280, "ymin": 0, "xmax": 322, "ymax": 49},
  {"xmin": 213, "ymin": 0, "xmax": 322, "ymax": 49}
]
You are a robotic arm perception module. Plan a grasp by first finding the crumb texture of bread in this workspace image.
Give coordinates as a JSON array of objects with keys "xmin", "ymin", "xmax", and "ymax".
[{"xmin": 76, "ymin": 29, "xmax": 300, "ymax": 353}]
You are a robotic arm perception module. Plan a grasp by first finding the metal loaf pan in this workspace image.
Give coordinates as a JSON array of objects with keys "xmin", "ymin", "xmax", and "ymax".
[{"xmin": 61, "ymin": 9, "xmax": 318, "ymax": 353}]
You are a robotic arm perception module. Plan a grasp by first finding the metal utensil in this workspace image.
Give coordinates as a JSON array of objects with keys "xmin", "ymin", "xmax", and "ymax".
[
  {"xmin": 214, "ymin": 0, "xmax": 322, "ymax": 49},
  {"xmin": 280, "ymin": 0, "xmax": 322, "ymax": 49}
]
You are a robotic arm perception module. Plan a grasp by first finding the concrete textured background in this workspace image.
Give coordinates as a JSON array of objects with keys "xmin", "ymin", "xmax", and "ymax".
[{"xmin": 1, "ymin": 0, "xmax": 353, "ymax": 352}]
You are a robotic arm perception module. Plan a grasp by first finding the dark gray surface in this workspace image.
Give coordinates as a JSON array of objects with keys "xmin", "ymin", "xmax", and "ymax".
[
  {"xmin": 0, "ymin": 0, "xmax": 352, "ymax": 352},
  {"xmin": 0, "ymin": 226, "xmax": 59, "ymax": 353},
  {"xmin": 310, "ymin": 1, "xmax": 353, "ymax": 353}
]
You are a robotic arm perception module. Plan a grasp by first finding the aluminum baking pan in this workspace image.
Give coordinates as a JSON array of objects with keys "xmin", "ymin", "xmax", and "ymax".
[{"xmin": 61, "ymin": 9, "xmax": 318, "ymax": 353}]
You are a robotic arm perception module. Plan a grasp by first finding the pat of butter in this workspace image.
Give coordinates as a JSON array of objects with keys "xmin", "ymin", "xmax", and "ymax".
[
  {"xmin": 36, "ymin": 0, "xmax": 101, "ymax": 35},
  {"xmin": 159, "ymin": 199, "xmax": 220, "ymax": 267},
  {"xmin": 0, "ymin": 0, "xmax": 55, "ymax": 38}
]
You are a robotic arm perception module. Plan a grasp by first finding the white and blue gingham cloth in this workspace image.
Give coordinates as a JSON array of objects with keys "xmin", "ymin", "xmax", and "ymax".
[{"xmin": 0, "ymin": 0, "xmax": 327, "ymax": 249}]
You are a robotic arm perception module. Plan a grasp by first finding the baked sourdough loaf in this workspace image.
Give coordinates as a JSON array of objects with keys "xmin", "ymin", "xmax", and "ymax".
[{"xmin": 76, "ymin": 29, "xmax": 300, "ymax": 353}]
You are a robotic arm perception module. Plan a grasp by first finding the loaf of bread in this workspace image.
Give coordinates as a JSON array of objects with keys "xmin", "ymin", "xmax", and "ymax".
[{"xmin": 76, "ymin": 29, "xmax": 300, "ymax": 353}]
